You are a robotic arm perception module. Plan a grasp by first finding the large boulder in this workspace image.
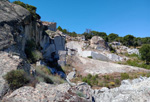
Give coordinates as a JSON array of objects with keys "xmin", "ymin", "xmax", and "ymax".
[{"xmin": 90, "ymin": 36, "xmax": 109, "ymax": 50}]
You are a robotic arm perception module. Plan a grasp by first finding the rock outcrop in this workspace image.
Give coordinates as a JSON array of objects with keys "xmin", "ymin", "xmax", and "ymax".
[
  {"xmin": 90, "ymin": 36, "xmax": 109, "ymax": 50},
  {"xmin": 3, "ymin": 77, "xmax": 150, "ymax": 102},
  {"xmin": 93, "ymin": 77, "xmax": 150, "ymax": 102},
  {"xmin": 67, "ymin": 56, "xmax": 148, "ymax": 76},
  {"xmin": 0, "ymin": 0, "xmax": 66, "ymax": 99},
  {"xmin": 2, "ymin": 82, "xmax": 92, "ymax": 102},
  {"xmin": 66, "ymin": 41, "xmax": 127, "ymax": 62}
]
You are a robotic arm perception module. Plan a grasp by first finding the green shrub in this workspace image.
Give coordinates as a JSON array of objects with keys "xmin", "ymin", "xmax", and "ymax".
[
  {"xmin": 13, "ymin": 1, "xmax": 40, "ymax": 20},
  {"xmin": 25, "ymin": 40, "xmax": 43, "ymax": 63},
  {"xmin": 4, "ymin": 70, "xmax": 30, "ymax": 90},
  {"xmin": 35, "ymin": 66, "xmax": 65, "ymax": 84},
  {"xmin": 121, "ymin": 73, "xmax": 129, "ymax": 80},
  {"xmin": 115, "ymin": 79, "xmax": 120, "ymax": 85},
  {"xmin": 87, "ymin": 56, "xmax": 93, "ymax": 59}
]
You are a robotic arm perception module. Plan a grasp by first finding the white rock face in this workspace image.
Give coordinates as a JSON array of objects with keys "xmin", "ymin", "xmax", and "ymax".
[
  {"xmin": 106, "ymin": 53, "xmax": 124, "ymax": 62},
  {"xmin": 68, "ymin": 56, "xmax": 148, "ymax": 76},
  {"xmin": 66, "ymin": 41, "xmax": 125, "ymax": 62},
  {"xmin": 127, "ymin": 48, "xmax": 139, "ymax": 55},
  {"xmin": 93, "ymin": 77, "xmax": 150, "ymax": 102}
]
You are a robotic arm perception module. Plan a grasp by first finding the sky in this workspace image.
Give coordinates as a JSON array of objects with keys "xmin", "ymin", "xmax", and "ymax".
[{"xmin": 10, "ymin": 0, "xmax": 150, "ymax": 37}]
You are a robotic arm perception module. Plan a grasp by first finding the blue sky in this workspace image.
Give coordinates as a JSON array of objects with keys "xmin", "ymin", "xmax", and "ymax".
[{"xmin": 10, "ymin": 0, "xmax": 150, "ymax": 37}]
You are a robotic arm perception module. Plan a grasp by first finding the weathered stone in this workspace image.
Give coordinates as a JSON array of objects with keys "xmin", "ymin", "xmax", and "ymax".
[
  {"xmin": 67, "ymin": 71, "xmax": 76, "ymax": 80},
  {"xmin": 90, "ymin": 36, "xmax": 109, "ymax": 50},
  {"xmin": 2, "ymin": 82, "xmax": 92, "ymax": 102},
  {"xmin": 67, "ymin": 56, "xmax": 149, "ymax": 76}
]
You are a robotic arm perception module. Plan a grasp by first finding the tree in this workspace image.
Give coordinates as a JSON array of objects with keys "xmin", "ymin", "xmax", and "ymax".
[
  {"xmin": 108, "ymin": 33, "xmax": 119, "ymax": 42},
  {"xmin": 115, "ymin": 37, "xmax": 123, "ymax": 43},
  {"xmin": 62, "ymin": 29, "xmax": 67, "ymax": 34},
  {"xmin": 123, "ymin": 35, "xmax": 135, "ymax": 46},
  {"xmin": 91, "ymin": 31, "xmax": 108, "ymax": 42},
  {"xmin": 139, "ymin": 44, "xmax": 150, "ymax": 64},
  {"xmin": 57, "ymin": 26, "xmax": 62, "ymax": 31}
]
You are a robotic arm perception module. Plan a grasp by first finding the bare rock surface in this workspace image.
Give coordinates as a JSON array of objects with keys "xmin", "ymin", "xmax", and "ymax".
[
  {"xmin": 93, "ymin": 77, "xmax": 150, "ymax": 102},
  {"xmin": 0, "ymin": 1, "xmax": 30, "ymax": 50},
  {"xmin": 0, "ymin": 51, "xmax": 23, "ymax": 98},
  {"xmin": 3, "ymin": 77, "xmax": 150, "ymax": 102},
  {"xmin": 2, "ymin": 82, "xmax": 92, "ymax": 102},
  {"xmin": 67, "ymin": 56, "xmax": 149, "ymax": 76},
  {"xmin": 90, "ymin": 36, "xmax": 109, "ymax": 50}
]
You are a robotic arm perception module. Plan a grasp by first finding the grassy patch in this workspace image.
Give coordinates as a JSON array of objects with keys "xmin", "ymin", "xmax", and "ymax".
[
  {"xmin": 35, "ymin": 66, "xmax": 66, "ymax": 84},
  {"xmin": 119, "ymin": 59, "xmax": 150, "ymax": 69},
  {"xmin": 72, "ymin": 72, "xmax": 150, "ymax": 89}
]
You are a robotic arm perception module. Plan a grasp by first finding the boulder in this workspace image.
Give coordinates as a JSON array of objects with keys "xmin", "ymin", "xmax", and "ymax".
[
  {"xmin": 127, "ymin": 48, "xmax": 139, "ymax": 55},
  {"xmin": 67, "ymin": 71, "xmax": 76, "ymax": 80},
  {"xmin": 90, "ymin": 36, "xmax": 108, "ymax": 50},
  {"xmin": 91, "ymin": 52, "xmax": 110, "ymax": 61}
]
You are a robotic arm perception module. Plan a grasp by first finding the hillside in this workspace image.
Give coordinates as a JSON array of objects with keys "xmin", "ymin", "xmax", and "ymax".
[{"xmin": 0, "ymin": 1, "xmax": 150, "ymax": 102}]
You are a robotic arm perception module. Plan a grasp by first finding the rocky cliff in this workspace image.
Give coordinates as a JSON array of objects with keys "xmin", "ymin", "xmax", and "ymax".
[{"xmin": 0, "ymin": 0, "xmax": 66, "ymax": 99}]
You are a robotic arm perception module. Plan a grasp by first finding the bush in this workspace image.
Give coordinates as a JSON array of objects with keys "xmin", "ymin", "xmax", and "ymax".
[
  {"xmin": 87, "ymin": 56, "xmax": 93, "ymax": 59},
  {"xmin": 4, "ymin": 70, "xmax": 30, "ymax": 90},
  {"xmin": 121, "ymin": 73, "xmax": 129, "ymax": 80},
  {"xmin": 13, "ymin": 1, "xmax": 40, "ymax": 20},
  {"xmin": 35, "ymin": 66, "xmax": 65, "ymax": 84},
  {"xmin": 25, "ymin": 40, "xmax": 43, "ymax": 63},
  {"xmin": 139, "ymin": 44, "xmax": 150, "ymax": 64},
  {"xmin": 109, "ymin": 82, "xmax": 115, "ymax": 86}
]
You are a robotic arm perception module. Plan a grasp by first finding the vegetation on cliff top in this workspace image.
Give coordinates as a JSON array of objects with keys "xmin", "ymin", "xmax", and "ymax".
[{"xmin": 13, "ymin": 1, "xmax": 41, "ymax": 20}]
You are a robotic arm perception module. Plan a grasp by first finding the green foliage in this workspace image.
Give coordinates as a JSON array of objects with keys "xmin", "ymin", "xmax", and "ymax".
[
  {"xmin": 25, "ymin": 40, "xmax": 43, "ymax": 63},
  {"xmin": 123, "ymin": 35, "xmax": 135, "ymax": 47},
  {"xmin": 57, "ymin": 26, "xmax": 77, "ymax": 37},
  {"xmin": 139, "ymin": 44, "xmax": 150, "ymax": 64},
  {"xmin": 108, "ymin": 33, "xmax": 119, "ymax": 42},
  {"xmin": 115, "ymin": 37, "xmax": 123, "ymax": 43},
  {"xmin": 87, "ymin": 56, "xmax": 93, "ymax": 59},
  {"xmin": 36, "ymin": 66, "xmax": 66, "ymax": 84},
  {"xmin": 109, "ymin": 45, "xmax": 116, "ymax": 53},
  {"xmin": 4, "ymin": 70, "xmax": 30, "ymax": 90},
  {"xmin": 13, "ymin": 1, "xmax": 40, "ymax": 20},
  {"xmin": 124, "ymin": 53, "xmax": 139, "ymax": 58},
  {"xmin": 123, "ymin": 59, "xmax": 150, "ymax": 69},
  {"xmin": 57, "ymin": 26, "xmax": 63, "ymax": 31},
  {"xmin": 82, "ymin": 74, "xmax": 99, "ymax": 86},
  {"xmin": 121, "ymin": 73, "xmax": 129, "ymax": 80},
  {"xmin": 115, "ymin": 79, "xmax": 120, "ymax": 85},
  {"xmin": 91, "ymin": 31, "xmax": 108, "ymax": 42}
]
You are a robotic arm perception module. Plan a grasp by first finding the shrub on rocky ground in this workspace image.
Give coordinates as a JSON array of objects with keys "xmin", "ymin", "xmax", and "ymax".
[
  {"xmin": 25, "ymin": 40, "xmax": 43, "ymax": 63},
  {"xmin": 4, "ymin": 69, "xmax": 30, "ymax": 90},
  {"xmin": 87, "ymin": 56, "xmax": 93, "ymax": 59},
  {"xmin": 35, "ymin": 66, "xmax": 66, "ymax": 84},
  {"xmin": 121, "ymin": 73, "xmax": 129, "ymax": 80},
  {"xmin": 73, "ymin": 72, "xmax": 150, "ymax": 89}
]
